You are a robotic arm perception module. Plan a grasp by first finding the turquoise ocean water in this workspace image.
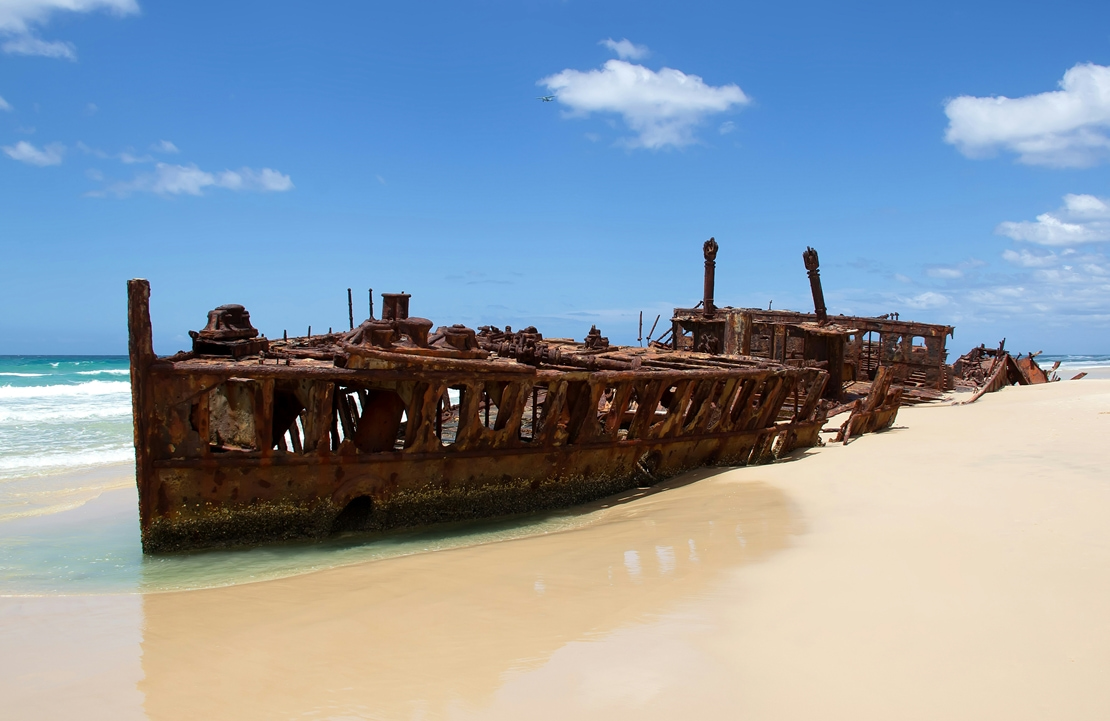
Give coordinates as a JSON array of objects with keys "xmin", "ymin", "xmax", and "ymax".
[{"xmin": 2, "ymin": 353, "xmax": 1107, "ymax": 597}]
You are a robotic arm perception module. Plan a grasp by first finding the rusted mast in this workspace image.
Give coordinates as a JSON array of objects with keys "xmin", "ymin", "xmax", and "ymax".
[
  {"xmin": 126, "ymin": 279, "xmax": 156, "ymax": 549},
  {"xmin": 802, "ymin": 246, "xmax": 828, "ymax": 324},
  {"xmin": 703, "ymin": 237, "xmax": 718, "ymax": 317}
]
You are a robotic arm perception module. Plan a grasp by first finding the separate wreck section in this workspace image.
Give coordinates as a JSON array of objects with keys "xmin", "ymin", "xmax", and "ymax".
[
  {"xmin": 667, "ymin": 243, "xmax": 954, "ymax": 403},
  {"xmin": 951, "ymin": 341, "xmax": 1060, "ymax": 402},
  {"xmin": 128, "ymin": 279, "xmax": 829, "ymax": 553}
]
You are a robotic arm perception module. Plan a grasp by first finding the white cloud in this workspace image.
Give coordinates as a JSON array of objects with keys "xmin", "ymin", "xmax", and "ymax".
[
  {"xmin": 0, "ymin": 0, "xmax": 138, "ymax": 33},
  {"xmin": 2, "ymin": 139, "xmax": 64, "ymax": 165},
  {"xmin": 719, "ymin": 120, "xmax": 736, "ymax": 135},
  {"xmin": 151, "ymin": 139, "xmax": 178, "ymax": 154},
  {"xmin": 900, "ymin": 291, "xmax": 950, "ymax": 309},
  {"xmin": 944, "ymin": 63, "xmax": 1110, "ymax": 167},
  {"xmin": 600, "ymin": 38, "xmax": 649, "ymax": 61},
  {"xmin": 118, "ymin": 150, "xmax": 151, "ymax": 163},
  {"xmin": 1, "ymin": 33, "xmax": 74, "ymax": 58},
  {"xmin": 0, "ymin": 0, "xmax": 139, "ymax": 60},
  {"xmin": 924, "ymin": 258, "xmax": 986, "ymax": 279},
  {"xmin": 98, "ymin": 162, "xmax": 293, "ymax": 197},
  {"xmin": 1002, "ymin": 249, "xmax": 1059, "ymax": 268},
  {"xmin": 77, "ymin": 141, "xmax": 154, "ymax": 164},
  {"xmin": 0, "ymin": 94, "xmax": 10, "ymax": 111},
  {"xmin": 539, "ymin": 59, "xmax": 749, "ymax": 149},
  {"xmin": 997, "ymin": 193, "xmax": 1110, "ymax": 246}
]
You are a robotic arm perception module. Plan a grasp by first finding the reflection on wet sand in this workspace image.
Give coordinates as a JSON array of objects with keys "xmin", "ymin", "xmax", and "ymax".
[{"xmin": 139, "ymin": 472, "xmax": 798, "ymax": 720}]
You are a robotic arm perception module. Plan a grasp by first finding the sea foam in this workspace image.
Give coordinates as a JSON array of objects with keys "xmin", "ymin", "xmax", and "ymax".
[
  {"xmin": 0, "ymin": 380, "xmax": 131, "ymax": 399},
  {"xmin": 0, "ymin": 446, "xmax": 134, "ymax": 474}
]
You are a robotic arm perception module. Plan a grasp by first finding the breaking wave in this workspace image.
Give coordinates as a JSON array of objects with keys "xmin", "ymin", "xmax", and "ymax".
[
  {"xmin": 0, "ymin": 446, "xmax": 134, "ymax": 475},
  {"xmin": 0, "ymin": 380, "xmax": 131, "ymax": 399},
  {"xmin": 0, "ymin": 400, "xmax": 133, "ymax": 424}
]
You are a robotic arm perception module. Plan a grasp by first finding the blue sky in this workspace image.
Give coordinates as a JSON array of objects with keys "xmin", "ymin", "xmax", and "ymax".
[{"xmin": 2, "ymin": 1, "xmax": 1110, "ymax": 355}]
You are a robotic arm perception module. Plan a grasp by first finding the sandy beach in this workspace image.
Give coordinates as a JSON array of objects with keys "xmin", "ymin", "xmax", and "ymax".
[{"xmin": 3, "ymin": 378, "xmax": 1109, "ymax": 720}]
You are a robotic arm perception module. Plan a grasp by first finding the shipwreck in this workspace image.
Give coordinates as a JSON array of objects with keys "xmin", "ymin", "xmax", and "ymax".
[
  {"xmin": 128, "ymin": 241, "xmax": 833, "ymax": 552},
  {"xmin": 128, "ymin": 239, "xmax": 1050, "ymax": 552}
]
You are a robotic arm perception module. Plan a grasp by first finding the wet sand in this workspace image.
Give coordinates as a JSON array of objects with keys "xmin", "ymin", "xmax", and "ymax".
[{"xmin": 3, "ymin": 379, "xmax": 1109, "ymax": 719}]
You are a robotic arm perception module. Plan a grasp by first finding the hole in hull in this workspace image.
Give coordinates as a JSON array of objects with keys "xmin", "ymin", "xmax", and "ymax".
[{"xmin": 331, "ymin": 495, "xmax": 374, "ymax": 533}]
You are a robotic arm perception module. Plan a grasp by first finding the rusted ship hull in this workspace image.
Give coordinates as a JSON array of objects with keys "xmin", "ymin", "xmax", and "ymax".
[{"xmin": 129, "ymin": 280, "xmax": 828, "ymax": 552}]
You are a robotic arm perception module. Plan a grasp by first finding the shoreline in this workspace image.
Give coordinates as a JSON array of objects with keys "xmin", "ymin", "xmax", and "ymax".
[{"xmin": 2, "ymin": 379, "xmax": 1109, "ymax": 718}]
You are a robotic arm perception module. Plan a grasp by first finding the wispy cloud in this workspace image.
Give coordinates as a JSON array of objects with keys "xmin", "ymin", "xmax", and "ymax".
[
  {"xmin": 3, "ymin": 34, "xmax": 74, "ymax": 59},
  {"xmin": 925, "ymin": 258, "xmax": 986, "ymax": 279},
  {"xmin": 0, "ymin": 0, "xmax": 139, "ymax": 61},
  {"xmin": 78, "ymin": 140, "xmax": 175, "ymax": 164},
  {"xmin": 0, "ymin": 94, "xmax": 11, "ymax": 112},
  {"xmin": 539, "ymin": 51, "xmax": 749, "ymax": 149},
  {"xmin": 2, "ymin": 140, "xmax": 64, "ymax": 166},
  {"xmin": 118, "ymin": 151, "xmax": 151, "ymax": 164},
  {"xmin": 899, "ymin": 291, "xmax": 951, "ymax": 309},
  {"xmin": 1001, "ymin": 249, "xmax": 1060, "ymax": 268},
  {"xmin": 600, "ymin": 38, "xmax": 649, "ymax": 61},
  {"xmin": 94, "ymin": 162, "xmax": 293, "ymax": 197},
  {"xmin": 996, "ymin": 193, "xmax": 1110, "ymax": 246},
  {"xmin": 944, "ymin": 63, "xmax": 1110, "ymax": 167}
]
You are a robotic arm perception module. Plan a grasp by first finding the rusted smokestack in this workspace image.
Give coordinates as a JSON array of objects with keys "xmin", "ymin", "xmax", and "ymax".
[
  {"xmin": 802, "ymin": 246, "xmax": 828, "ymax": 324},
  {"xmin": 702, "ymin": 237, "xmax": 718, "ymax": 317}
]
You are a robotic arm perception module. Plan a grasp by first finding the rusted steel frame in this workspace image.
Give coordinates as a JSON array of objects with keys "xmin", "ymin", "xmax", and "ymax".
[
  {"xmin": 960, "ymin": 353, "xmax": 1026, "ymax": 404},
  {"xmin": 1014, "ymin": 354, "xmax": 1052, "ymax": 385},
  {"xmin": 795, "ymin": 368, "xmax": 828, "ymax": 420},
  {"xmin": 740, "ymin": 311, "xmax": 953, "ymax": 340},
  {"xmin": 708, "ymin": 377, "xmax": 741, "ymax": 432},
  {"xmin": 602, "ymin": 382, "xmax": 636, "ymax": 438},
  {"xmin": 627, "ymin": 379, "xmax": 669, "ymax": 440},
  {"xmin": 127, "ymin": 279, "xmax": 157, "ymax": 537},
  {"xmin": 533, "ymin": 366, "xmax": 789, "ymax": 385},
  {"xmin": 146, "ymin": 365, "xmax": 819, "ymax": 457},
  {"xmin": 755, "ymin": 374, "xmax": 794, "ymax": 429},
  {"xmin": 722, "ymin": 377, "xmax": 759, "ymax": 431},
  {"xmin": 739, "ymin": 376, "xmax": 778, "ymax": 431},
  {"xmin": 639, "ymin": 356, "xmax": 775, "ymax": 371},
  {"xmin": 656, "ymin": 379, "xmax": 694, "ymax": 438},
  {"xmin": 152, "ymin": 362, "xmax": 536, "ymax": 383},
  {"xmin": 802, "ymin": 246, "xmax": 828, "ymax": 323},
  {"xmin": 681, "ymin": 378, "xmax": 716, "ymax": 433},
  {"xmin": 835, "ymin": 366, "xmax": 902, "ymax": 443},
  {"xmin": 152, "ymin": 415, "xmax": 828, "ymax": 470},
  {"xmin": 149, "ymin": 363, "xmax": 779, "ymax": 386},
  {"xmin": 530, "ymin": 380, "xmax": 565, "ymax": 446}
]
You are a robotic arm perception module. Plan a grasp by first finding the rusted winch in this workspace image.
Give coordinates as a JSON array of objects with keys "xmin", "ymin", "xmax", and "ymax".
[
  {"xmin": 344, "ymin": 292, "xmax": 484, "ymax": 354},
  {"xmin": 189, "ymin": 304, "xmax": 269, "ymax": 358}
]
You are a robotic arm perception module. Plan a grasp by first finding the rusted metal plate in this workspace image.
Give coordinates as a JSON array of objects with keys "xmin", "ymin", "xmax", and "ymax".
[
  {"xmin": 951, "ymin": 340, "xmax": 1056, "ymax": 403},
  {"xmin": 834, "ymin": 366, "xmax": 902, "ymax": 443}
]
